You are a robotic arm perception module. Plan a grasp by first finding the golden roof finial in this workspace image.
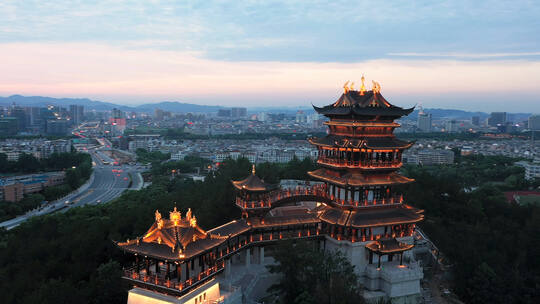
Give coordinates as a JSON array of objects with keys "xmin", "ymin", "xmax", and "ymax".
[
  {"xmin": 155, "ymin": 210, "xmax": 162, "ymax": 222},
  {"xmin": 252, "ymin": 164, "xmax": 256, "ymax": 175},
  {"xmin": 169, "ymin": 206, "xmax": 181, "ymax": 226},
  {"xmin": 190, "ymin": 215, "xmax": 197, "ymax": 228},
  {"xmin": 372, "ymin": 80, "xmax": 381, "ymax": 94},
  {"xmin": 343, "ymin": 81, "xmax": 350, "ymax": 93},
  {"xmin": 360, "ymin": 74, "xmax": 366, "ymax": 95},
  {"xmin": 350, "ymin": 82, "xmax": 355, "ymax": 91},
  {"xmin": 186, "ymin": 208, "xmax": 192, "ymax": 221}
]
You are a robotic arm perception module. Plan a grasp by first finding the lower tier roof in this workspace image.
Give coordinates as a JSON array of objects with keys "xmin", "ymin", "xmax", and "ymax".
[
  {"xmin": 366, "ymin": 238, "xmax": 414, "ymax": 254},
  {"xmin": 315, "ymin": 204, "xmax": 423, "ymax": 228},
  {"xmin": 116, "ymin": 219, "xmax": 250, "ymax": 262},
  {"xmin": 308, "ymin": 168, "xmax": 414, "ymax": 187},
  {"xmin": 117, "ymin": 236, "xmax": 226, "ymax": 262}
]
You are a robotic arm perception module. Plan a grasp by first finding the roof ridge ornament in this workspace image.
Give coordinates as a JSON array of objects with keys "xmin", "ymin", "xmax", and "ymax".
[
  {"xmin": 372, "ymin": 80, "xmax": 381, "ymax": 94},
  {"xmin": 170, "ymin": 206, "xmax": 181, "ymax": 226},
  {"xmin": 252, "ymin": 164, "xmax": 256, "ymax": 175},
  {"xmin": 343, "ymin": 81, "xmax": 350, "ymax": 93},
  {"xmin": 186, "ymin": 208, "xmax": 192, "ymax": 221},
  {"xmin": 360, "ymin": 75, "xmax": 366, "ymax": 95}
]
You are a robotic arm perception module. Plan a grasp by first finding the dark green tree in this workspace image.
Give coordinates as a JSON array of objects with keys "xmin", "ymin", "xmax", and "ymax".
[{"xmin": 267, "ymin": 241, "xmax": 364, "ymax": 304}]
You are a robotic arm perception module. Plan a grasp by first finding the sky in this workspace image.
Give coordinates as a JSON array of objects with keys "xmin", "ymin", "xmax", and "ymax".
[{"xmin": 0, "ymin": 0, "xmax": 539, "ymax": 112}]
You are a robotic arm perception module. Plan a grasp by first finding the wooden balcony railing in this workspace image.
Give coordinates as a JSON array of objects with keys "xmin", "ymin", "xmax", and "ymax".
[
  {"xmin": 317, "ymin": 157, "xmax": 402, "ymax": 169},
  {"xmin": 123, "ymin": 262, "xmax": 224, "ymax": 294},
  {"xmin": 123, "ymin": 228, "xmax": 321, "ymax": 294},
  {"xmin": 235, "ymin": 185, "xmax": 327, "ymax": 209},
  {"xmin": 236, "ymin": 185, "xmax": 404, "ymax": 210}
]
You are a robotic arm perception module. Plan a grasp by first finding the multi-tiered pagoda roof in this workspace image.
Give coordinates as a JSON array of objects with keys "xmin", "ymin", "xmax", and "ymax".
[
  {"xmin": 307, "ymin": 78, "xmax": 423, "ymax": 235},
  {"xmin": 313, "ymin": 89, "xmax": 414, "ymax": 119},
  {"xmin": 116, "ymin": 208, "xmax": 242, "ymax": 261}
]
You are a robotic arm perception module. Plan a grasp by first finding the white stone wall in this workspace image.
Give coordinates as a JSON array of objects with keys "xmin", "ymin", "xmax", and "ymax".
[{"xmin": 323, "ymin": 236, "xmax": 423, "ymax": 303}]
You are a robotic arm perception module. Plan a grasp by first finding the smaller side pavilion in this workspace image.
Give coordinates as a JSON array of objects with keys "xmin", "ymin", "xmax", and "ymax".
[
  {"xmin": 232, "ymin": 165, "xmax": 277, "ymax": 218},
  {"xmin": 365, "ymin": 238, "xmax": 414, "ymax": 268},
  {"xmin": 115, "ymin": 207, "xmax": 249, "ymax": 297}
]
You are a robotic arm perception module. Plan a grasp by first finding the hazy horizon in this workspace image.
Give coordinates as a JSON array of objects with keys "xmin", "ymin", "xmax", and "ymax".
[{"xmin": 1, "ymin": 93, "xmax": 538, "ymax": 114}]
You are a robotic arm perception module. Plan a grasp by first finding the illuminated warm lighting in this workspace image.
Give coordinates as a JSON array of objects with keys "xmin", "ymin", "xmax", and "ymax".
[{"xmin": 343, "ymin": 80, "xmax": 350, "ymax": 94}]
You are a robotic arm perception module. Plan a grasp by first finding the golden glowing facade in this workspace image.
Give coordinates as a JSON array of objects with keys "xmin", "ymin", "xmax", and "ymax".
[
  {"xmin": 308, "ymin": 81, "xmax": 422, "ymax": 251},
  {"xmin": 116, "ymin": 81, "xmax": 424, "ymax": 301}
]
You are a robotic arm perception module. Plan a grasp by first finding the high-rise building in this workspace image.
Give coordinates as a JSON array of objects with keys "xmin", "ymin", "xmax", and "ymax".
[
  {"xmin": 231, "ymin": 107, "xmax": 247, "ymax": 118},
  {"xmin": 10, "ymin": 107, "xmax": 27, "ymax": 132},
  {"xmin": 217, "ymin": 109, "xmax": 231, "ymax": 117},
  {"xmin": 0, "ymin": 117, "xmax": 19, "ymax": 135},
  {"xmin": 69, "ymin": 105, "xmax": 84, "ymax": 125},
  {"xmin": 109, "ymin": 108, "xmax": 126, "ymax": 135},
  {"xmin": 471, "ymin": 116, "xmax": 480, "ymax": 126},
  {"xmin": 112, "ymin": 108, "xmax": 124, "ymax": 119},
  {"xmin": 488, "ymin": 112, "xmax": 507, "ymax": 127},
  {"xmin": 295, "ymin": 110, "xmax": 307, "ymax": 123},
  {"xmin": 417, "ymin": 110, "xmax": 432, "ymax": 132},
  {"xmin": 25, "ymin": 107, "xmax": 41, "ymax": 127},
  {"xmin": 446, "ymin": 120, "xmax": 459, "ymax": 133},
  {"xmin": 257, "ymin": 112, "xmax": 268, "ymax": 122},
  {"xmin": 46, "ymin": 119, "xmax": 69, "ymax": 135},
  {"xmin": 154, "ymin": 109, "xmax": 164, "ymax": 121},
  {"xmin": 528, "ymin": 114, "xmax": 540, "ymax": 130}
]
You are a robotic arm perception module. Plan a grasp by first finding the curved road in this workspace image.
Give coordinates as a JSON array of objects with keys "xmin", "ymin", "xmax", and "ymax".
[{"xmin": 0, "ymin": 149, "xmax": 144, "ymax": 230}]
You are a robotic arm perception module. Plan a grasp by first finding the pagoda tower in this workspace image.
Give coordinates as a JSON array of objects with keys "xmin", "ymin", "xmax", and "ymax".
[{"xmin": 308, "ymin": 79, "xmax": 424, "ymax": 296}]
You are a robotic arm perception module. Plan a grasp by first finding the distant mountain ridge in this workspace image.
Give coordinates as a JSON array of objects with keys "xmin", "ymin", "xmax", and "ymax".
[
  {"xmin": 0, "ymin": 95, "xmax": 532, "ymax": 119},
  {"xmin": 0, "ymin": 95, "xmax": 124, "ymax": 111},
  {"xmin": 0, "ymin": 95, "xmax": 223, "ymax": 113}
]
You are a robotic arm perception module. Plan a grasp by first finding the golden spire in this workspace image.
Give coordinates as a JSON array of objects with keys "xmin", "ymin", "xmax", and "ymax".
[
  {"xmin": 252, "ymin": 164, "xmax": 256, "ymax": 175},
  {"xmin": 169, "ymin": 206, "xmax": 181, "ymax": 226},
  {"xmin": 360, "ymin": 75, "xmax": 366, "ymax": 95},
  {"xmin": 350, "ymin": 82, "xmax": 355, "ymax": 91}
]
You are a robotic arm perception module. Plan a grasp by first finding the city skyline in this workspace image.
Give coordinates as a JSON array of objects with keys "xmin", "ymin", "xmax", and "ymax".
[{"xmin": 0, "ymin": 1, "xmax": 539, "ymax": 111}]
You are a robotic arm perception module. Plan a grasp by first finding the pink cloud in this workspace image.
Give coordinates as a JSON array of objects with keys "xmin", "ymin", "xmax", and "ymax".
[{"xmin": 0, "ymin": 42, "xmax": 539, "ymax": 107}]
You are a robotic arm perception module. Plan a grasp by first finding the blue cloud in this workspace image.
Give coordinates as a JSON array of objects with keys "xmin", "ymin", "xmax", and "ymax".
[{"xmin": 0, "ymin": 0, "xmax": 539, "ymax": 62}]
